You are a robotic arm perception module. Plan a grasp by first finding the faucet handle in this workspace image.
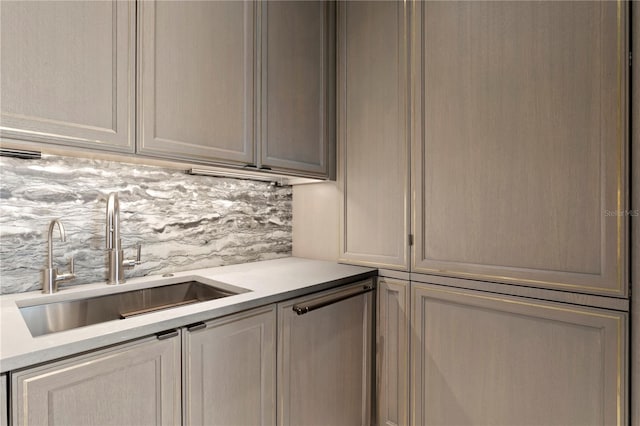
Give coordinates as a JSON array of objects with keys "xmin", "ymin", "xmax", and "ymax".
[
  {"xmin": 57, "ymin": 256, "xmax": 76, "ymax": 282},
  {"xmin": 123, "ymin": 244, "xmax": 142, "ymax": 268}
]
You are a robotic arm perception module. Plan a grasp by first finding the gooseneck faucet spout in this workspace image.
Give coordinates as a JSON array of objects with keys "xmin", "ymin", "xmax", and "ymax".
[
  {"xmin": 42, "ymin": 219, "xmax": 75, "ymax": 293},
  {"xmin": 106, "ymin": 192, "xmax": 141, "ymax": 284}
]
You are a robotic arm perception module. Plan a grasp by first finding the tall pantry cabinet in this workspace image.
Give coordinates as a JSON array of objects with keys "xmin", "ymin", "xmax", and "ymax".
[
  {"xmin": 337, "ymin": 0, "xmax": 410, "ymax": 270},
  {"xmin": 411, "ymin": 0, "xmax": 628, "ymax": 296},
  {"xmin": 336, "ymin": 1, "xmax": 632, "ymax": 425}
]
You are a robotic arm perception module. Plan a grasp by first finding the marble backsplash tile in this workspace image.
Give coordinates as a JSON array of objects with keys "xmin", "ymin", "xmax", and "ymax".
[{"xmin": 0, "ymin": 155, "xmax": 292, "ymax": 294}]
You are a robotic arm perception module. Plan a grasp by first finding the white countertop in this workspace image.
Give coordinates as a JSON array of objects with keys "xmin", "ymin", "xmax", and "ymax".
[{"xmin": 0, "ymin": 257, "xmax": 376, "ymax": 373}]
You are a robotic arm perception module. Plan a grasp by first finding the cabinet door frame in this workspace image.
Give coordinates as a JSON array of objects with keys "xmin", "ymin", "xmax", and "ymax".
[
  {"xmin": 0, "ymin": 0, "xmax": 135, "ymax": 153},
  {"xmin": 11, "ymin": 334, "xmax": 182, "ymax": 426},
  {"xmin": 337, "ymin": 0, "xmax": 411, "ymax": 270},
  {"xmin": 277, "ymin": 280, "xmax": 373, "ymax": 425},
  {"xmin": 183, "ymin": 305, "xmax": 276, "ymax": 426},
  {"xmin": 137, "ymin": 0, "xmax": 256, "ymax": 166},
  {"xmin": 410, "ymin": 0, "xmax": 629, "ymax": 296},
  {"xmin": 258, "ymin": 0, "xmax": 335, "ymax": 178},
  {"xmin": 377, "ymin": 278, "xmax": 410, "ymax": 426},
  {"xmin": 411, "ymin": 282, "xmax": 627, "ymax": 426},
  {"xmin": 1, "ymin": 374, "xmax": 7, "ymax": 426}
]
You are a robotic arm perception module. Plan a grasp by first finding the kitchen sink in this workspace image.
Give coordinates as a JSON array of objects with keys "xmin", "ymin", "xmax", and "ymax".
[{"xmin": 20, "ymin": 280, "xmax": 247, "ymax": 337}]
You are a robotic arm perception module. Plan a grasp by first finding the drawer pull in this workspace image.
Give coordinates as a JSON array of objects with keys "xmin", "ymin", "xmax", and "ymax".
[
  {"xmin": 156, "ymin": 329, "xmax": 179, "ymax": 340},
  {"xmin": 292, "ymin": 284, "xmax": 373, "ymax": 316},
  {"xmin": 187, "ymin": 322, "xmax": 207, "ymax": 332}
]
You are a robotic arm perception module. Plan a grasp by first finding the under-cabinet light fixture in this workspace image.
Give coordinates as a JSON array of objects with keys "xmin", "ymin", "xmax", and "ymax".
[
  {"xmin": 186, "ymin": 168, "xmax": 287, "ymax": 186},
  {"xmin": 0, "ymin": 148, "xmax": 41, "ymax": 159}
]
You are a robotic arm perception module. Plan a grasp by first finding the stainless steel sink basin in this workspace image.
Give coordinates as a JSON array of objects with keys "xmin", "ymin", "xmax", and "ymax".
[{"xmin": 20, "ymin": 280, "xmax": 245, "ymax": 337}]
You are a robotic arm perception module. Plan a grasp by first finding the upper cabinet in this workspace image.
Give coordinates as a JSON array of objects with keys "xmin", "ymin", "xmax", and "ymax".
[
  {"xmin": 260, "ymin": 1, "xmax": 335, "ymax": 178},
  {"xmin": 0, "ymin": 1, "xmax": 135, "ymax": 152},
  {"xmin": 338, "ymin": 0, "xmax": 410, "ymax": 270},
  {"xmin": 1, "ymin": 0, "xmax": 335, "ymax": 180},
  {"xmin": 137, "ymin": 0, "xmax": 255, "ymax": 166},
  {"xmin": 411, "ymin": 1, "xmax": 629, "ymax": 296}
]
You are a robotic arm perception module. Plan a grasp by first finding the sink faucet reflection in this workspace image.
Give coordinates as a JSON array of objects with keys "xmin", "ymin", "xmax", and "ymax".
[{"xmin": 106, "ymin": 192, "xmax": 141, "ymax": 284}]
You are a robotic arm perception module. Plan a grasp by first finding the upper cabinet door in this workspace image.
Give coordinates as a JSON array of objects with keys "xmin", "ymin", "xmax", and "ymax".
[
  {"xmin": 138, "ymin": 0, "xmax": 255, "ymax": 165},
  {"xmin": 338, "ymin": 0, "xmax": 409, "ymax": 270},
  {"xmin": 260, "ymin": 1, "xmax": 335, "ymax": 178},
  {"xmin": 0, "ymin": 1, "xmax": 135, "ymax": 152},
  {"xmin": 412, "ymin": 1, "xmax": 629, "ymax": 296}
]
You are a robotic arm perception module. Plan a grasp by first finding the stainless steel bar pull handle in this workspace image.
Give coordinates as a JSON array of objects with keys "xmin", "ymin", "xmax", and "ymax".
[{"xmin": 292, "ymin": 284, "xmax": 374, "ymax": 316}]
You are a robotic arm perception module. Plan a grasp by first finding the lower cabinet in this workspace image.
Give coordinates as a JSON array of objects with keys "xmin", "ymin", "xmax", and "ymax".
[
  {"xmin": 1, "ymin": 374, "xmax": 7, "ymax": 426},
  {"xmin": 277, "ymin": 279, "xmax": 374, "ymax": 426},
  {"xmin": 11, "ymin": 333, "xmax": 182, "ymax": 425},
  {"xmin": 9, "ymin": 281, "xmax": 374, "ymax": 426},
  {"xmin": 376, "ymin": 278, "xmax": 410, "ymax": 426},
  {"xmin": 411, "ymin": 282, "xmax": 627, "ymax": 426},
  {"xmin": 184, "ymin": 305, "xmax": 276, "ymax": 426}
]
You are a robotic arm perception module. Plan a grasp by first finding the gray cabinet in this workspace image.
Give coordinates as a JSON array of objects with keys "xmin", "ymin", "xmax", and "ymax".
[
  {"xmin": 12, "ymin": 333, "xmax": 181, "ymax": 425},
  {"xmin": 411, "ymin": 0, "xmax": 629, "ymax": 296},
  {"xmin": 139, "ymin": 0, "xmax": 335, "ymax": 176},
  {"xmin": 137, "ymin": 0, "xmax": 255, "ymax": 165},
  {"xmin": 277, "ymin": 280, "xmax": 374, "ymax": 425},
  {"xmin": 184, "ymin": 305, "xmax": 276, "ymax": 426},
  {"xmin": 0, "ymin": 0, "xmax": 135, "ymax": 152},
  {"xmin": 1, "ymin": 374, "xmax": 7, "ymax": 426},
  {"xmin": 411, "ymin": 282, "xmax": 627, "ymax": 426},
  {"xmin": 376, "ymin": 278, "xmax": 409, "ymax": 426},
  {"xmin": 338, "ymin": 1, "xmax": 410, "ymax": 270},
  {"xmin": 2, "ymin": 0, "xmax": 334, "ymax": 179},
  {"xmin": 260, "ymin": 0, "xmax": 335, "ymax": 178}
]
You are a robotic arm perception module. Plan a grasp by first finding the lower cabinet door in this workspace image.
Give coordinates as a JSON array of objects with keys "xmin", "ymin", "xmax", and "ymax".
[
  {"xmin": 277, "ymin": 280, "xmax": 374, "ymax": 426},
  {"xmin": 411, "ymin": 282, "xmax": 627, "ymax": 426},
  {"xmin": 1, "ymin": 374, "xmax": 7, "ymax": 426},
  {"xmin": 184, "ymin": 305, "xmax": 276, "ymax": 426},
  {"xmin": 12, "ymin": 333, "xmax": 182, "ymax": 426},
  {"xmin": 376, "ymin": 278, "xmax": 410, "ymax": 426}
]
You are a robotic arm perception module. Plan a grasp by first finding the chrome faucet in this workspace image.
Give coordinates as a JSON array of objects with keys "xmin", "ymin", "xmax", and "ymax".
[
  {"xmin": 42, "ymin": 219, "xmax": 75, "ymax": 293},
  {"xmin": 106, "ymin": 192, "xmax": 141, "ymax": 284}
]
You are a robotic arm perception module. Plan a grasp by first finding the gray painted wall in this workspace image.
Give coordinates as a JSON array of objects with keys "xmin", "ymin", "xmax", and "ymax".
[{"xmin": 0, "ymin": 154, "xmax": 292, "ymax": 294}]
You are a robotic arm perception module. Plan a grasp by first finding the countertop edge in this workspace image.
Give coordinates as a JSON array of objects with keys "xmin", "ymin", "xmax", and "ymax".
[{"xmin": 0, "ymin": 258, "xmax": 377, "ymax": 373}]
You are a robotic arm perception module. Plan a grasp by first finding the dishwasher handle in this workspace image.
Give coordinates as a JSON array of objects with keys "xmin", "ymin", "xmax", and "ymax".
[{"xmin": 292, "ymin": 284, "xmax": 374, "ymax": 316}]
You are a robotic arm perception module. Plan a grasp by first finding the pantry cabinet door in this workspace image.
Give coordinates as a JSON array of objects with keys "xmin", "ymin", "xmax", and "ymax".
[
  {"xmin": 411, "ymin": 1, "xmax": 629, "ymax": 296},
  {"xmin": 12, "ymin": 334, "xmax": 181, "ymax": 426},
  {"xmin": 260, "ymin": 0, "xmax": 334, "ymax": 177},
  {"xmin": 338, "ymin": 0, "xmax": 410, "ymax": 270},
  {"xmin": 184, "ymin": 306, "xmax": 276, "ymax": 426},
  {"xmin": 411, "ymin": 282, "xmax": 627, "ymax": 426},
  {"xmin": 0, "ymin": 0, "xmax": 135, "ymax": 152},
  {"xmin": 138, "ymin": 0, "xmax": 255, "ymax": 165}
]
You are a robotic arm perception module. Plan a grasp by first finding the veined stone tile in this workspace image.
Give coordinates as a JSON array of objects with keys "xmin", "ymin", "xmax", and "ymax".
[{"xmin": 0, "ymin": 155, "xmax": 292, "ymax": 294}]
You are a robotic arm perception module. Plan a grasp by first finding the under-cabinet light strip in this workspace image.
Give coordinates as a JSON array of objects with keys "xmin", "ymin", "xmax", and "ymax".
[
  {"xmin": 186, "ymin": 168, "xmax": 285, "ymax": 186},
  {"xmin": 0, "ymin": 148, "xmax": 41, "ymax": 160}
]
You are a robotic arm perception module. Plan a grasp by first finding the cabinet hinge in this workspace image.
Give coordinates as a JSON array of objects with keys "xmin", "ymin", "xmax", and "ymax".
[{"xmin": 408, "ymin": 234, "xmax": 414, "ymax": 246}]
